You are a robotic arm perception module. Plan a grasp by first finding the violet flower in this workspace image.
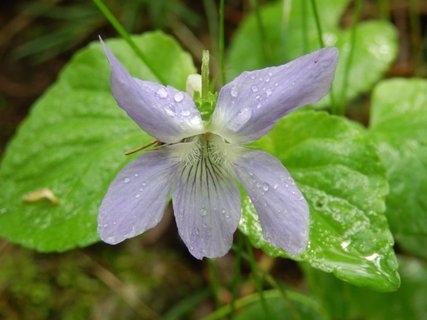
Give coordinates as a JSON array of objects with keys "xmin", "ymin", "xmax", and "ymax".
[{"xmin": 98, "ymin": 43, "xmax": 338, "ymax": 259}]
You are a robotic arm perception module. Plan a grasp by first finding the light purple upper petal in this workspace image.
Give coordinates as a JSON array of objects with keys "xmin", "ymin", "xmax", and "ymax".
[
  {"xmin": 233, "ymin": 149, "xmax": 309, "ymax": 255},
  {"xmin": 211, "ymin": 48, "xmax": 338, "ymax": 144},
  {"xmin": 172, "ymin": 149, "xmax": 241, "ymax": 260},
  {"xmin": 102, "ymin": 41, "xmax": 204, "ymax": 143},
  {"xmin": 98, "ymin": 149, "xmax": 177, "ymax": 244}
]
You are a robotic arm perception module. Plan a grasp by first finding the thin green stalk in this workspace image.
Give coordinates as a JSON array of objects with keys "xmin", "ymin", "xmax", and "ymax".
[
  {"xmin": 207, "ymin": 259, "xmax": 221, "ymax": 309},
  {"xmin": 377, "ymin": 0, "xmax": 390, "ymax": 20},
  {"xmin": 202, "ymin": 290, "xmax": 276, "ymax": 320},
  {"xmin": 245, "ymin": 240, "xmax": 270, "ymax": 318},
  {"xmin": 309, "ymin": 0, "xmax": 324, "ymax": 48},
  {"xmin": 301, "ymin": 0, "xmax": 309, "ymax": 53},
  {"xmin": 218, "ymin": 0, "xmax": 225, "ymax": 85},
  {"xmin": 250, "ymin": 0, "xmax": 270, "ymax": 64},
  {"xmin": 231, "ymin": 244, "xmax": 299, "ymax": 320},
  {"xmin": 310, "ymin": 0, "xmax": 338, "ymax": 114},
  {"xmin": 409, "ymin": 0, "xmax": 422, "ymax": 75},
  {"xmin": 230, "ymin": 233, "xmax": 243, "ymax": 319},
  {"xmin": 92, "ymin": 0, "xmax": 166, "ymax": 84},
  {"xmin": 203, "ymin": 0, "xmax": 219, "ymax": 53},
  {"xmin": 338, "ymin": 0, "xmax": 362, "ymax": 115}
]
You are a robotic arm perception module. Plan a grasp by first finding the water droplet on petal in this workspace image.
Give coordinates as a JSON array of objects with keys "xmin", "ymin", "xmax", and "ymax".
[
  {"xmin": 181, "ymin": 109, "xmax": 191, "ymax": 116},
  {"xmin": 265, "ymin": 77, "xmax": 270, "ymax": 82},
  {"xmin": 256, "ymin": 104, "xmax": 262, "ymax": 109},
  {"xmin": 156, "ymin": 88, "xmax": 168, "ymax": 98},
  {"xmin": 228, "ymin": 108, "xmax": 251, "ymax": 131},
  {"xmin": 135, "ymin": 194, "xmax": 141, "ymax": 198},
  {"xmin": 174, "ymin": 92, "xmax": 184, "ymax": 102},
  {"xmin": 266, "ymin": 89, "xmax": 272, "ymax": 97},
  {"xmin": 165, "ymin": 105, "xmax": 176, "ymax": 116},
  {"xmin": 190, "ymin": 116, "xmax": 202, "ymax": 126},
  {"xmin": 250, "ymin": 75, "xmax": 255, "ymax": 80},
  {"xmin": 230, "ymin": 86, "xmax": 239, "ymax": 97},
  {"xmin": 262, "ymin": 183, "xmax": 269, "ymax": 192},
  {"xmin": 251, "ymin": 86, "xmax": 258, "ymax": 92},
  {"xmin": 273, "ymin": 184, "xmax": 278, "ymax": 190},
  {"xmin": 200, "ymin": 207, "xmax": 208, "ymax": 216},
  {"xmin": 134, "ymin": 173, "xmax": 139, "ymax": 177},
  {"xmin": 123, "ymin": 177, "xmax": 130, "ymax": 184}
]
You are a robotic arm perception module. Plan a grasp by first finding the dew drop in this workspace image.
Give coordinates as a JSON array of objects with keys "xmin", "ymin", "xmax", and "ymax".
[
  {"xmin": 200, "ymin": 207, "xmax": 208, "ymax": 216},
  {"xmin": 181, "ymin": 109, "xmax": 191, "ymax": 116},
  {"xmin": 139, "ymin": 188, "xmax": 144, "ymax": 192},
  {"xmin": 156, "ymin": 87, "xmax": 168, "ymax": 98},
  {"xmin": 135, "ymin": 194, "xmax": 141, "ymax": 199},
  {"xmin": 266, "ymin": 89, "xmax": 272, "ymax": 97},
  {"xmin": 134, "ymin": 173, "xmax": 139, "ymax": 177},
  {"xmin": 123, "ymin": 177, "xmax": 130, "ymax": 184},
  {"xmin": 265, "ymin": 77, "xmax": 270, "ymax": 83},
  {"xmin": 251, "ymin": 86, "xmax": 258, "ymax": 92},
  {"xmin": 230, "ymin": 86, "xmax": 239, "ymax": 97},
  {"xmin": 250, "ymin": 75, "xmax": 256, "ymax": 80},
  {"xmin": 228, "ymin": 108, "xmax": 251, "ymax": 131},
  {"xmin": 273, "ymin": 184, "xmax": 278, "ymax": 190},
  {"xmin": 274, "ymin": 82, "xmax": 279, "ymax": 87},
  {"xmin": 165, "ymin": 105, "xmax": 176, "ymax": 116},
  {"xmin": 174, "ymin": 92, "xmax": 184, "ymax": 102},
  {"xmin": 262, "ymin": 183, "xmax": 269, "ymax": 192},
  {"xmin": 256, "ymin": 103, "xmax": 262, "ymax": 109}
]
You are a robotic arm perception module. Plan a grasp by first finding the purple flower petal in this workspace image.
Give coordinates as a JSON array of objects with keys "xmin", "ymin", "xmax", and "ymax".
[
  {"xmin": 101, "ymin": 40, "xmax": 204, "ymax": 143},
  {"xmin": 211, "ymin": 47, "xmax": 338, "ymax": 144},
  {"xmin": 172, "ymin": 153, "xmax": 241, "ymax": 259},
  {"xmin": 98, "ymin": 149, "xmax": 177, "ymax": 244},
  {"xmin": 233, "ymin": 149, "xmax": 309, "ymax": 255}
]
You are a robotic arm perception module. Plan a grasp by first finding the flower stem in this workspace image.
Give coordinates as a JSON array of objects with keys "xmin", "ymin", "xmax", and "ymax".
[
  {"xmin": 245, "ymin": 240, "xmax": 270, "ymax": 317},
  {"xmin": 338, "ymin": 0, "xmax": 362, "ymax": 115},
  {"xmin": 250, "ymin": 0, "xmax": 270, "ymax": 65},
  {"xmin": 310, "ymin": 0, "xmax": 338, "ymax": 115},
  {"xmin": 218, "ymin": 0, "xmax": 226, "ymax": 85},
  {"xmin": 202, "ymin": 50, "xmax": 210, "ymax": 102}
]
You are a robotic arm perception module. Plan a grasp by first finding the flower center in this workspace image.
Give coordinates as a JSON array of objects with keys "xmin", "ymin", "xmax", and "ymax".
[{"xmin": 168, "ymin": 133, "xmax": 241, "ymax": 170}]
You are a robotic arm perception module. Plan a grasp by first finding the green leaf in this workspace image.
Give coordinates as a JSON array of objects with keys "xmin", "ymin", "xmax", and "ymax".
[
  {"xmin": 239, "ymin": 111, "xmax": 400, "ymax": 291},
  {"xmin": 227, "ymin": 0, "xmax": 398, "ymax": 107},
  {"xmin": 305, "ymin": 256, "xmax": 427, "ymax": 320},
  {"xmin": 369, "ymin": 79, "xmax": 427, "ymax": 259},
  {"xmin": 203, "ymin": 290, "xmax": 326, "ymax": 320},
  {"xmin": 0, "ymin": 31, "xmax": 196, "ymax": 252}
]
